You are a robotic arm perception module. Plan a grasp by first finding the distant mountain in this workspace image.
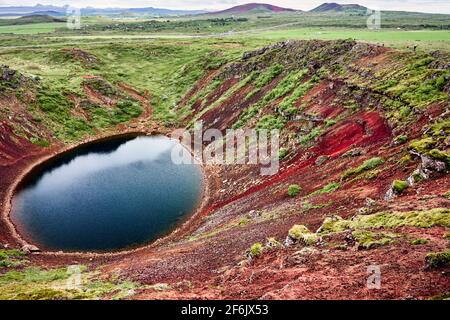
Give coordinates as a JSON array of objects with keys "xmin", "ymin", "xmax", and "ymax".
[
  {"xmin": 0, "ymin": 4, "xmax": 66, "ymax": 15},
  {"xmin": 311, "ymin": 3, "xmax": 368, "ymax": 13},
  {"xmin": 208, "ymin": 3, "xmax": 298, "ymax": 15},
  {"xmin": 25, "ymin": 10, "xmax": 66, "ymax": 17},
  {"xmin": 0, "ymin": 5, "xmax": 206, "ymax": 17}
]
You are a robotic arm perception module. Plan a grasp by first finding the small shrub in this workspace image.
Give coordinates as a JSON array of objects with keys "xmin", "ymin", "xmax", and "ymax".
[
  {"xmin": 238, "ymin": 217, "xmax": 250, "ymax": 226},
  {"xmin": 287, "ymin": 184, "xmax": 301, "ymax": 197},
  {"xmin": 249, "ymin": 243, "xmax": 263, "ymax": 258},
  {"xmin": 425, "ymin": 250, "xmax": 450, "ymax": 269},
  {"xmin": 288, "ymin": 225, "xmax": 309, "ymax": 239},
  {"xmin": 429, "ymin": 149, "xmax": 450, "ymax": 166},
  {"xmin": 265, "ymin": 237, "xmax": 282, "ymax": 249},
  {"xmin": 395, "ymin": 135, "xmax": 408, "ymax": 144},
  {"xmin": 392, "ymin": 180, "xmax": 409, "ymax": 194},
  {"xmin": 325, "ymin": 119, "xmax": 337, "ymax": 128},
  {"xmin": 278, "ymin": 148, "xmax": 289, "ymax": 160},
  {"xmin": 411, "ymin": 238, "xmax": 428, "ymax": 245}
]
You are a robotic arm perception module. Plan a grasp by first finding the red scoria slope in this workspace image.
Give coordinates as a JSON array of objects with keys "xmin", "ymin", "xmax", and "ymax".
[{"xmin": 0, "ymin": 40, "xmax": 449, "ymax": 300}]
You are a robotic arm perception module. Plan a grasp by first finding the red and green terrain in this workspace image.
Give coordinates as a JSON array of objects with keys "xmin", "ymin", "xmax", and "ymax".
[{"xmin": 0, "ymin": 37, "xmax": 449, "ymax": 299}]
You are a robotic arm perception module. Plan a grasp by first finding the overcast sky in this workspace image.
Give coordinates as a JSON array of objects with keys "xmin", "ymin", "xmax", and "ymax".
[{"xmin": 0, "ymin": 0, "xmax": 449, "ymax": 14}]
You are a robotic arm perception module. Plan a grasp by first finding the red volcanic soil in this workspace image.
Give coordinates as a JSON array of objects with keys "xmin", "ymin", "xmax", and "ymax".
[
  {"xmin": 209, "ymin": 3, "xmax": 297, "ymax": 15},
  {"xmin": 199, "ymin": 110, "xmax": 391, "ymax": 219},
  {"xmin": 0, "ymin": 122, "xmax": 39, "ymax": 165}
]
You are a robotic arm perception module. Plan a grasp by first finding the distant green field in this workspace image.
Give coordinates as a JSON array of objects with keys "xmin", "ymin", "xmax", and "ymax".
[
  {"xmin": 0, "ymin": 22, "xmax": 66, "ymax": 34},
  {"xmin": 250, "ymin": 28, "xmax": 450, "ymax": 50}
]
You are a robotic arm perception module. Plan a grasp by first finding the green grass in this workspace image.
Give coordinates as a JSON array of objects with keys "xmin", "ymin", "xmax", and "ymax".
[
  {"xmin": 310, "ymin": 182, "xmax": 340, "ymax": 196},
  {"xmin": 278, "ymin": 72, "xmax": 316, "ymax": 115},
  {"xmin": 0, "ymin": 23, "xmax": 66, "ymax": 34},
  {"xmin": 0, "ymin": 266, "xmax": 138, "ymax": 300},
  {"xmin": 254, "ymin": 64, "xmax": 283, "ymax": 88},
  {"xmin": 253, "ymin": 28, "xmax": 450, "ymax": 51},
  {"xmin": 0, "ymin": 38, "xmax": 260, "ymax": 141},
  {"xmin": 299, "ymin": 127, "xmax": 323, "ymax": 146},
  {"xmin": 0, "ymin": 250, "xmax": 26, "ymax": 268},
  {"xmin": 256, "ymin": 115, "xmax": 285, "ymax": 131},
  {"xmin": 342, "ymin": 157, "xmax": 384, "ymax": 180},
  {"xmin": 0, "ymin": 20, "xmax": 448, "ymax": 147}
]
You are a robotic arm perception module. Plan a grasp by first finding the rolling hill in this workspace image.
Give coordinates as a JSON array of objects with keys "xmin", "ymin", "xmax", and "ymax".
[
  {"xmin": 208, "ymin": 3, "xmax": 298, "ymax": 15},
  {"xmin": 0, "ymin": 14, "xmax": 65, "ymax": 26},
  {"xmin": 311, "ymin": 2, "xmax": 368, "ymax": 13}
]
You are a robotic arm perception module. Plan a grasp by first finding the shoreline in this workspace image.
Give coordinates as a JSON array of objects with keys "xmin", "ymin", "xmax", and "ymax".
[{"xmin": 1, "ymin": 128, "xmax": 213, "ymax": 259}]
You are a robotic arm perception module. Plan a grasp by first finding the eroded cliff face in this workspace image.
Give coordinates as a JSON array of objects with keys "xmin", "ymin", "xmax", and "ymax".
[{"xmin": 0, "ymin": 40, "xmax": 449, "ymax": 299}]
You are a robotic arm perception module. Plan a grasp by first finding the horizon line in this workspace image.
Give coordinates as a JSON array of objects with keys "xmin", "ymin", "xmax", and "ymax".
[{"xmin": 0, "ymin": 2, "xmax": 449, "ymax": 15}]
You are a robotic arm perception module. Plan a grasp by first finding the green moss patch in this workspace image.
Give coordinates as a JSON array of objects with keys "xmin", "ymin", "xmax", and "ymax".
[
  {"xmin": 352, "ymin": 230, "xmax": 397, "ymax": 249},
  {"xmin": 425, "ymin": 250, "xmax": 450, "ymax": 269},
  {"xmin": 392, "ymin": 180, "xmax": 409, "ymax": 194},
  {"xmin": 411, "ymin": 238, "xmax": 428, "ymax": 245},
  {"xmin": 288, "ymin": 225, "xmax": 320, "ymax": 245},
  {"xmin": 342, "ymin": 157, "xmax": 384, "ymax": 180},
  {"xmin": 319, "ymin": 208, "xmax": 450, "ymax": 235},
  {"xmin": 408, "ymin": 119, "xmax": 450, "ymax": 167}
]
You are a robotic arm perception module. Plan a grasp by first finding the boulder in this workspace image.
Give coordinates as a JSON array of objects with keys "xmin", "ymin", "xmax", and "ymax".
[
  {"xmin": 21, "ymin": 244, "xmax": 40, "ymax": 254},
  {"xmin": 342, "ymin": 147, "xmax": 364, "ymax": 158}
]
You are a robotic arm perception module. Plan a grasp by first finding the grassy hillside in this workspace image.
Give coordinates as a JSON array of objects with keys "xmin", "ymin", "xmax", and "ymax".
[{"xmin": 0, "ymin": 15, "xmax": 65, "ymax": 26}]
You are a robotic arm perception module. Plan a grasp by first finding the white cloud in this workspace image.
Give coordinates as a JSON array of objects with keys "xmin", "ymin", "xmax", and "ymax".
[{"xmin": 0, "ymin": 0, "xmax": 449, "ymax": 14}]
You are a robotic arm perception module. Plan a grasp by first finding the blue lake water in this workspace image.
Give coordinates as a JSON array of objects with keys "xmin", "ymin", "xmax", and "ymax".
[{"xmin": 11, "ymin": 136, "xmax": 203, "ymax": 252}]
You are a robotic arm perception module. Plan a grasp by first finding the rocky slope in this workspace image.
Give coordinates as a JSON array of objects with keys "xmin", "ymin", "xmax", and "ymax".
[{"xmin": 0, "ymin": 40, "xmax": 449, "ymax": 300}]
